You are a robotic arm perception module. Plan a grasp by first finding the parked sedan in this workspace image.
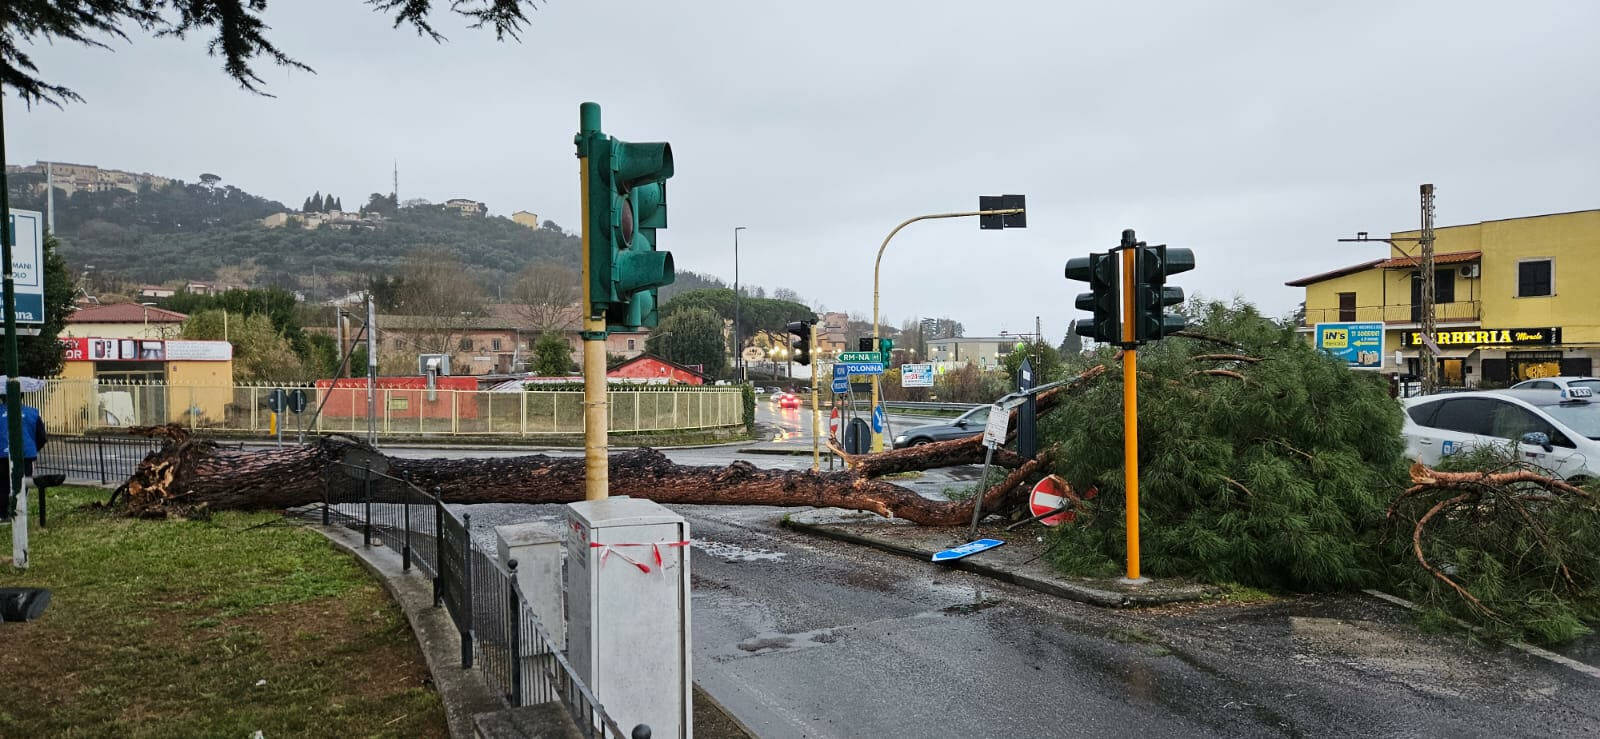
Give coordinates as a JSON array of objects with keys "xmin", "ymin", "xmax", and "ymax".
[
  {"xmin": 1509, "ymin": 376, "xmax": 1600, "ymax": 393},
  {"xmin": 1401, "ymin": 388, "xmax": 1600, "ymax": 481},
  {"xmin": 893, "ymin": 405, "xmax": 992, "ymax": 446}
]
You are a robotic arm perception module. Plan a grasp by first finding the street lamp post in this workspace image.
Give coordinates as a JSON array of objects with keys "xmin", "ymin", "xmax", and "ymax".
[
  {"xmin": 869, "ymin": 204, "xmax": 1025, "ymax": 452},
  {"xmin": 733, "ymin": 226, "xmax": 746, "ymax": 381}
]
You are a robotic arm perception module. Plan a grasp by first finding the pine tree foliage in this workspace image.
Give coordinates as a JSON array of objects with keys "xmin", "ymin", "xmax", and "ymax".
[
  {"xmin": 1043, "ymin": 300, "xmax": 1408, "ymax": 590},
  {"xmin": 1387, "ymin": 447, "xmax": 1600, "ymax": 643}
]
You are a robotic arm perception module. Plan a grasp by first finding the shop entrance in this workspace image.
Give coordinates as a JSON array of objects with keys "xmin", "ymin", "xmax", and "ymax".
[
  {"xmin": 1509, "ymin": 351, "xmax": 1563, "ymax": 382},
  {"xmin": 1406, "ymin": 356, "xmax": 1469, "ymax": 387},
  {"xmin": 1441, "ymin": 358, "xmax": 1465, "ymax": 387}
]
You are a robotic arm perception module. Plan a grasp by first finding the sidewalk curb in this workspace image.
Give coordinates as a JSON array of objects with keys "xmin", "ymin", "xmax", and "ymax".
[
  {"xmin": 308, "ymin": 521, "xmax": 506, "ymax": 739},
  {"xmin": 781, "ymin": 517, "xmax": 1210, "ymax": 608}
]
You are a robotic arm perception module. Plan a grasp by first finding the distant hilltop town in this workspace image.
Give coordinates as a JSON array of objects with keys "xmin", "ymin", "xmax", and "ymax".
[{"xmin": 4, "ymin": 160, "xmax": 175, "ymax": 196}]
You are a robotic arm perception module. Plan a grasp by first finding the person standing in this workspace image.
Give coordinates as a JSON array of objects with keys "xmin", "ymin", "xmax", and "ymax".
[{"xmin": 1, "ymin": 398, "xmax": 48, "ymax": 513}]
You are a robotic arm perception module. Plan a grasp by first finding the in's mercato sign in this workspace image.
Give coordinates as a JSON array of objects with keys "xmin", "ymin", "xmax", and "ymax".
[{"xmin": 1401, "ymin": 327, "xmax": 1562, "ymax": 348}]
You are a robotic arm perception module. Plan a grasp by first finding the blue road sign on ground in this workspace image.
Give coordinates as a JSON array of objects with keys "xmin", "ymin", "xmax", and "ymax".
[
  {"xmin": 932, "ymin": 538, "xmax": 1005, "ymax": 562},
  {"xmin": 872, "ymin": 404, "xmax": 886, "ymax": 432}
]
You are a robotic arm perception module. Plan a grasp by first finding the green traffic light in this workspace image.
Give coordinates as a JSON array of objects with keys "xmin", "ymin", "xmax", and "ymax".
[{"xmin": 579, "ymin": 112, "xmax": 676, "ymax": 330}]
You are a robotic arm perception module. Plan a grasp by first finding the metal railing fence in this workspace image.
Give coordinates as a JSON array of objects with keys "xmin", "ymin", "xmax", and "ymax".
[
  {"xmin": 30, "ymin": 379, "xmax": 743, "ymax": 438},
  {"xmin": 313, "ymin": 464, "xmax": 637, "ymax": 738},
  {"xmin": 33, "ymin": 433, "xmax": 166, "ymax": 485}
]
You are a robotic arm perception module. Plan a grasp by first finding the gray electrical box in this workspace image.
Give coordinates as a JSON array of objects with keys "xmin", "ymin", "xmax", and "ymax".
[{"xmin": 564, "ymin": 497, "xmax": 692, "ymax": 738}]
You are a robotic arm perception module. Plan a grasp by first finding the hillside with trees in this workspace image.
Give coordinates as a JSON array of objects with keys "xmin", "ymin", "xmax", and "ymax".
[{"xmin": 6, "ymin": 174, "xmax": 582, "ymax": 299}]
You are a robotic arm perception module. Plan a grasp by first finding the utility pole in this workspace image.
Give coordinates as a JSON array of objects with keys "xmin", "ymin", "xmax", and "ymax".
[
  {"xmin": 733, "ymin": 226, "xmax": 745, "ymax": 380},
  {"xmin": 46, "ymin": 162, "xmax": 54, "ymax": 234},
  {"xmin": 1419, "ymin": 184, "xmax": 1439, "ymax": 395},
  {"xmin": 1339, "ymin": 183, "xmax": 1440, "ymax": 395}
]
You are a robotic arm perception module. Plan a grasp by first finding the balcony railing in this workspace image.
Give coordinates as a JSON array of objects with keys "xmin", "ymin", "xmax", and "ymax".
[{"xmin": 1302, "ymin": 300, "xmax": 1481, "ymax": 327}]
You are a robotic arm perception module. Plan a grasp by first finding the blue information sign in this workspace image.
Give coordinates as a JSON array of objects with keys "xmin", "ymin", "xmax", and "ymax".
[
  {"xmin": 931, "ymin": 538, "xmax": 1006, "ymax": 562},
  {"xmin": 1314, "ymin": 322, "xmax": 1385, "ymax": 370},
  {"xmin": 843, "ymin": 362, "xmax": 885, "ymax": 375}
]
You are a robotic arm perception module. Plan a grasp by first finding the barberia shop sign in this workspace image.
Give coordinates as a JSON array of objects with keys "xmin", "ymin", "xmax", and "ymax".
[{"xmin": 1401, "ymin": 327, "xmax": 1561, "ymax": 347}]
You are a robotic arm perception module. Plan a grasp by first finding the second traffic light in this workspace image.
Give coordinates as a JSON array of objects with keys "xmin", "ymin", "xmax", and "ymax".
[
  {"xmin": 788, "ymin": 320, "xmax": 816, "ymax": 365},
  {"xmin": 1132, "ymin": 244, "xmax": 1196, "ymax": 342},
  {"xmin": 1065, "ymin": 252, "xmax": 1120, "ymax": 344}
]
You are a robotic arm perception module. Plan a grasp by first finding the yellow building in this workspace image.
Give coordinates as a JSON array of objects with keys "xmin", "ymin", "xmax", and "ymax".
[
  {"xmin": 1287, "ymin": 208, "xmax": 1600, "ymax": 387},
  {"xmin": 512, "ymin": 210, "xmax": 540, "ymax": 229}
]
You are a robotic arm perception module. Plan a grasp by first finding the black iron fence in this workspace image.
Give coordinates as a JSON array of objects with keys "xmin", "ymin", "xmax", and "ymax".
[
  {"xmin": 33, "ymin": 433, "xmax": 165, "ymax": 485},
  {"xmin": 315, "ymin": 464, "xmax": 634, "ymax": 738}
]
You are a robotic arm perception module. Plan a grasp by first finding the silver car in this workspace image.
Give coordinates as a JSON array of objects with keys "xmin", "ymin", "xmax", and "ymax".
[{"xmin": 1509, "ymin": 375, "xmax": 1600, "ymax": 392}]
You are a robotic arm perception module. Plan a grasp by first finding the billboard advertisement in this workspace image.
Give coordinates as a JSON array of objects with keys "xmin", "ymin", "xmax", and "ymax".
[
  {"xmin": 900, "ymin": 363, "xmax": 934, "ymax": 387},
  {"xmin": 1314, "ymin": 322, "xmax": 1384, "ymax": 370}
]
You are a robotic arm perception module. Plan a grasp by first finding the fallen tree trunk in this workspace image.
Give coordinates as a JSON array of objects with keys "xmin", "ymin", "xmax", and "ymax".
[
  {"xmin": 119, "ymin": 436, "xmax": 1044, "ymax": 526},
  {"xmin": 116, "ymin": 365, "xmax": 1108, "ymax": 524}
]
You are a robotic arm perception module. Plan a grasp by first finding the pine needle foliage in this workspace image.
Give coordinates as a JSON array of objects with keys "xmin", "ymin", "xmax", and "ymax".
[
  {"xmin": 1385, "ymin": 446, "xmax": 1600, "ymax": 644},
  {"xmin": 1043, "ymin": 300, "xmax": 1409, "ymax": 590}
]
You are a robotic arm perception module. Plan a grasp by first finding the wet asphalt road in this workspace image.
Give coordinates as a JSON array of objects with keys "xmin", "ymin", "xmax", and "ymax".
[
  {"xmin": 378, "ymin": 411, "xmax": 1600, "ymax": 738},
  {"xmin": 103, "ymin": 403, "xmax": 1600, "ymax": 735},
  {"xmin": 447, "ymin": 497, "xmax": 1600, "ymax": 738}
]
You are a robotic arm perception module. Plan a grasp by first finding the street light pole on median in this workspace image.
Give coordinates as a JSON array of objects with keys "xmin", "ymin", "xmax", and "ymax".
[
  {"xmin": 869, "ymin": 206, "xmax": 1024, "ymax": 452},
  {"xmin": 733, "ymin": 226, "xmax": 746, "ymax": 381}
]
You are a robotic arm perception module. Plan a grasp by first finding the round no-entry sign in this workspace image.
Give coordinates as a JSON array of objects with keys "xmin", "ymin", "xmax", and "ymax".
[
  {"xmin": 1029, "ymin": 475, "xmax": 1074, "ymax": 526},
  {"xmin": 828, "ymin": 407, "xmax": 841, "ymax": 438}
]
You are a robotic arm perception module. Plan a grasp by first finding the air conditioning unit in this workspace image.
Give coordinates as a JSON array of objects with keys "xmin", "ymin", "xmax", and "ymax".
[{"xmin": 1459, "ymin": 264, "xmax": 1480, "ymax": 278}]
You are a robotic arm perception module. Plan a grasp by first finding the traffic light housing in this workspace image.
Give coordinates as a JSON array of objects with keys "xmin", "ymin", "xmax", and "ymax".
[
  {"xmin": 577, "ymin": 103, "xmax": 676, "ymax": 331},
  {"xmin": 1065, "ymin": 252, "xmax": 1120, "ymax": 344},
  {"xmin": 1132, "ymin": 244, "xmax": 1195, "ymax": 342},
  {"xmin": 788, "ymin": 320, "xmax": 815, "ymax": 366}
]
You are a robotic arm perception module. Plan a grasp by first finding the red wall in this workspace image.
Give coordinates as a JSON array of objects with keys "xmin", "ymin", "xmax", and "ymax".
[
  {"xmin": 609, "ymin": 358, "xmax": 704, "ymax": 385},
  {"xmin": 314, "ymin": 376, "xmax": 480, "ymax": 420}
]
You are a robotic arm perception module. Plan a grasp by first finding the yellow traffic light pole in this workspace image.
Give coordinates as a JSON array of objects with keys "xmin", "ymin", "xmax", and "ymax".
[
  {"xmin": 1119, "ymin": 244, "xmax": 1144, "ymax": 582},
  {"xmin": 579, "ymin": 104, "xmax": 608, "ymax": 501},
  {"xmin": 870, "ymin": 208, "xmax": 1024, "ymax": 451},
  {"xmin": 811, "ymin": 323, "xmax": 822, "ymax": 471}
]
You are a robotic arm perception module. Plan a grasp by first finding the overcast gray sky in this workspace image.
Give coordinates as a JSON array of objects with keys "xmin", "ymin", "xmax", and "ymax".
[{"xmin": 8, "ymin": 0, "xmax": 1598, "ymax": 337}]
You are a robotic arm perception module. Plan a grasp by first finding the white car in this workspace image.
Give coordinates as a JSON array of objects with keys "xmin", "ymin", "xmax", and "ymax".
[
  {"xmin": 1510, "ymin": 376, "xmax": 1600, "ymax": 393},
  {"xmin": 1401, "ymin": 388, "xmax": 1600, "ymax": 481}
]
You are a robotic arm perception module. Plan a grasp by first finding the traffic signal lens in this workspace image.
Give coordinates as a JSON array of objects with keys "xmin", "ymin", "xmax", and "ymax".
[{"xmin": 620, "ymin": 195, "xmax": 635, "ymax": 246}]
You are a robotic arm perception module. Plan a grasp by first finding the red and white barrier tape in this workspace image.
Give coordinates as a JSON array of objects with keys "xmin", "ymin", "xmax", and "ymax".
[{"xmin": 589, "ymin": 540, "xmax": 691, "ymax": 573}]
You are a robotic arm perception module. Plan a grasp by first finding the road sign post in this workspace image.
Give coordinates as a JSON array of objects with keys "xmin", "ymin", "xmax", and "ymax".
[
  {"xmin": 966, "ymin": 404, "xmax": 1013, "ymax": 541},
  {"xmin": 831, "ymin": 363, "xmax": 849, "ymax": 394}
]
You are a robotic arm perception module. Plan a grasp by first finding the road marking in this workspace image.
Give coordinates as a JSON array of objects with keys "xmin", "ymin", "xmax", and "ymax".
[{"xmin": 1362, "ymin": 589, "xmax": 1600, "ymax": 681}]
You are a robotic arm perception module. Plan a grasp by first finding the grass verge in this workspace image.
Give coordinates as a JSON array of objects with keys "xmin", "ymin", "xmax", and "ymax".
[{"xmin": 0, "ymin": 486, "xmax": 446, "ymax": 738}]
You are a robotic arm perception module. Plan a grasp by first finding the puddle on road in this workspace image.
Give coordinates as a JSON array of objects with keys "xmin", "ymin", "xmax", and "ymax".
[
  {"xmin": 940, "ymin": 598, "xmax": 1004, "ymax": 616},
  {"xmin": 693, "ymin": 539, "xmax": 788, "ymax": 563}
]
